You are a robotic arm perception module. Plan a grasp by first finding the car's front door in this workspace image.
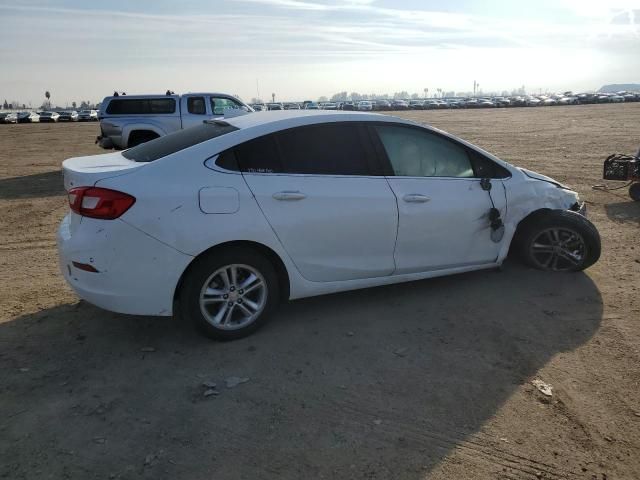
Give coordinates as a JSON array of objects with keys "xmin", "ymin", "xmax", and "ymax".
[
  {"xmin": 372, "ymin": 124, "xmax": 508, "ymax": 274},
  {"xmin": 237, "ymin": 123, "xmax": 398, "ymax": 282}
]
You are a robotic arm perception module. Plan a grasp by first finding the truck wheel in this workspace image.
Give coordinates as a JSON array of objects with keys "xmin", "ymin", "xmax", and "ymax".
[
  {"xmin": 180, "ymin": 247, "xmax": 280, "ymax": 340},
  {"xmin": 517, "ymin": 210, "xmax": 601, "ymax": 272},
  {"xmin": 629, "ymin": 183, "xmax": 640, "ymax": 201}
]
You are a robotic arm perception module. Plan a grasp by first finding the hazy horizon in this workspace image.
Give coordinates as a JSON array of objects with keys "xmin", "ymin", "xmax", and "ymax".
[{"xmin": 0, "ymin": 0, "xmax": 638, "ymax": 106}]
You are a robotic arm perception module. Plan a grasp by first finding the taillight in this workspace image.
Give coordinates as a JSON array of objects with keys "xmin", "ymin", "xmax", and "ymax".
[{"xmin": 68, "ymin": 187, "xmax": 135, "ymax": 220}]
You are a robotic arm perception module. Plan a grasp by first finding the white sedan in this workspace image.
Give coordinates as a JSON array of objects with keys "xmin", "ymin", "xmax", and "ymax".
[{"xmin": 58, "ymin": 111, "xmax": 600, "ymax": 340}]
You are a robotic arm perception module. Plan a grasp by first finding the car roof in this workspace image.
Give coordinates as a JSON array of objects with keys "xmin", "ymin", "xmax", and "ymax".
[{"xmin": 223, "ymin": 110, "xmax": 411, "ymax": 132}]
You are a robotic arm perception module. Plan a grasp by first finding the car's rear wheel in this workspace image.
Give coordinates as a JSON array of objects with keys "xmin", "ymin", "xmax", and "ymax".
[
  {"xmin": 629, "ymin": 182, "xmax": 640, "ymax": 201},
  {"xmin": 517, "ymin": 210, "xmax": 600, "ymax": 272},
  {"xmin": 180, "ymin": 247, "xmax": 279, "ymax": 340}
]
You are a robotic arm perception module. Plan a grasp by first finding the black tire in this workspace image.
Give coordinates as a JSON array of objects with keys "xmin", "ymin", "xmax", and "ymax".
[
  {"xmin": 629, "ymin": 183, "xmax": 640, "ymax": 201},
  {"xmin": 517, "ymin": 210, "xmax": 601, "ymax": 272},
  {"xmin": 180, "ymin": 247, "xmax": 280, "ymax": 340}
]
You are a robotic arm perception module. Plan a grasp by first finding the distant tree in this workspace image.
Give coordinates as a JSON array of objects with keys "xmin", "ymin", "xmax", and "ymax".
[
  {"xmin": 2, "ymin": 99, "xmax": 7, "ymax": 109},
  {"xmin": 318, "ymin": 96, "xmax": 328, "ymax": 103},
  {"xmin": 411, "ymin": 93, "xmax": 419, "ymax": 99},
  {"xmin": 393, "ymin": 91, "xmax": 409, "ymax": 99},
  {"xmin": 423, "ymin": 88, "xmax": 428, "ymax": 98},
  {"xmin": 72, "ymin": 101, "xmax": 77, "ymax": 109},
  {"xmin": 250, "ymin": 97, "xmax": 263, "ymax": 104},
  {"xmin": 22, "ymin": 104, "xmax": 26, "ymax": 109},
  {"xmin": 45, "ymin": 90, "xmax": 51, "ymax": 108},
  {"xmin": 350, "ymin": 92, "xmax": 362, "ymax": 101},
  {"xmin": 330, "ymin": 91, "xmax": 348, "ymax": 102}
]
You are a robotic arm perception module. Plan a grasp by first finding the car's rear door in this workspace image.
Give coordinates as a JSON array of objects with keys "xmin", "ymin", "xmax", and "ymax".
[
  {"xmin": 238, "ymin": 122, "xmax": 398, "ymax": 282},
  {"xmin": 371, "ymin": 123, "xmax": 508, "ymax": 274}
]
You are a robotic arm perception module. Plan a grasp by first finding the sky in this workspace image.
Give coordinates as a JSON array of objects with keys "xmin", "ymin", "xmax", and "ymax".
[{"xmin": 0, "ymin": 0, "xmax": 638, "ymax": 106}]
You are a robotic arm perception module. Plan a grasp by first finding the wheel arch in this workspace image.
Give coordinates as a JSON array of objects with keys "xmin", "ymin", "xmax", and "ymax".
[
  {"xmin": 508, "ymin": 207, "xmax": 553, "ymax": 254},
  {"xmin": 172, "ymin": 240, "xmax": 291, "ymax": 313}
]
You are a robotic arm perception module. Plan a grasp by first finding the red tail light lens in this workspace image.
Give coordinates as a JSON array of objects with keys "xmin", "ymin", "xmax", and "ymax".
[{"xmin": 68, "ymin": 187, "xmax": 135, "ymax": 220}]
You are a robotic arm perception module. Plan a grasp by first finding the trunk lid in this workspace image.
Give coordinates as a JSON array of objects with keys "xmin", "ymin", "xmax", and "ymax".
[{"xmin": 62, "ymin": 151, "xmax": 143, "ymax": 190}]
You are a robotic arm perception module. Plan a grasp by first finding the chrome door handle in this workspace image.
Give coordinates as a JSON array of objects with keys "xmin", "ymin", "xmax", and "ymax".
[
  {"xmin": 403, "ymin": 194, "xmax": 430, "ymax": 203},
  {"xmin": 273, "ymin": 191, "xmax": 307, "ymax": 201}
]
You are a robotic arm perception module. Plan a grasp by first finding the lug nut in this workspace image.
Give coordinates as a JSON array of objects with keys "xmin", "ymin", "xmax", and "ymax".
[
  {"xmin": 237, "ymin": 298, "xmax": 243, "ymax": 304},
  {"xmin": 228, "ymin": 301, "xmax": 234, "ymax": 307},
  {"xmin": 230, "ymin": 286, "xmax": 236, "ymax": 292},
  {"xmin": 223, "ymin": 294, "xmax": 229, "ymax": 299},
  {"xmin": 239, "ymin": 289, "xmax": 244, "ymax": 294}
]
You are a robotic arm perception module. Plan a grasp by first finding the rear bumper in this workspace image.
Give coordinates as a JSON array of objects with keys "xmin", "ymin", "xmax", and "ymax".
[{"xmin": 57, "ymin": 214, "xmax": 193, "ymax": 316}]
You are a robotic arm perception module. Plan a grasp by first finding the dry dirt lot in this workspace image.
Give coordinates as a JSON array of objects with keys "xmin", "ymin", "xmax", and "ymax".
[{"xmin": 1, "ymin": 104, "xmax": 639, "ymax": 480}]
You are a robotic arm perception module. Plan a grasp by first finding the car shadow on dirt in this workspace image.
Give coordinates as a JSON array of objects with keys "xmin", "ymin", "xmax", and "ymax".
[
  {"xmin": 0, "ymin": 170, "xmax": 64, "ymax": 199},
  {"xmin": 0, "ymin": 263, "xmax": 602, "ymax": 479},
  {"xmin": 605, "ymin": 199, "xmax": 640, "ymax": 225}
]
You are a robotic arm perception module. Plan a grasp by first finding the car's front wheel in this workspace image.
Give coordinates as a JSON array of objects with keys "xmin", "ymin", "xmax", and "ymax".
[
  {"xmin": 181, "ymin": 247, "xmax": 280, "ymax": 340},
  {"xmin": 517, "ymin": 210, "xmax": 601, "ymax": 272}
]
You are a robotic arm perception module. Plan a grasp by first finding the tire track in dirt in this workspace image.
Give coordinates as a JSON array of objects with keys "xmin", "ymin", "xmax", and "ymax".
[{"xmin": 322, "ymin": 398, "xmax": 582, "ymax": 479}]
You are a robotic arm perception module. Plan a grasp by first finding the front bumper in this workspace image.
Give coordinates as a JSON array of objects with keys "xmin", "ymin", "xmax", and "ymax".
[
  {"xmin": 57, "ymin": 214, "xmax": 193, "ymax": 316},
  {"xmin": 570, "ymin": 201, "xmax": 587, "ymax": 217}
]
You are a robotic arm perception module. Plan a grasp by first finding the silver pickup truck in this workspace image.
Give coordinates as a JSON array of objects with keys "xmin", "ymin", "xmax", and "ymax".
[{"xmin": 96, "ymin": 92, "xmax": 253, "ymax": 149}]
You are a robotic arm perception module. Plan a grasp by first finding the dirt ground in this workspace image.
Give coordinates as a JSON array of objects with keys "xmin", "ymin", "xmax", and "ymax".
[{"xmin": 1, "ymin": 104, "xmax": 639, "ymax": 480}]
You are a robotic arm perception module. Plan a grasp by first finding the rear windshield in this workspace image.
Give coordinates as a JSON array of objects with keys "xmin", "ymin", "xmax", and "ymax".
[
  {"xmin": 122, "ymin": 122, "xmax": 238, "ymax": 162},
  {"xmin": 105, "ymin": 98, "xmax": 176, "ymax": 115}
]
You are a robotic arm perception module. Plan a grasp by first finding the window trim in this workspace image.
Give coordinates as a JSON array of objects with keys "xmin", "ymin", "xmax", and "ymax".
[{"xmin": 367, "ymin": 122, "xmax": 511, "ymax": 179}]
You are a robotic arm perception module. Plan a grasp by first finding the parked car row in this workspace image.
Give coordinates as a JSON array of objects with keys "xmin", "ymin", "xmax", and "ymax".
[
  {"xmin": 252, "ymin": 91, "xmax": 640, "ymax": 112},
  {"xmin": 0, "ymin": 109, "xmax": 99, "ymax": 124}
]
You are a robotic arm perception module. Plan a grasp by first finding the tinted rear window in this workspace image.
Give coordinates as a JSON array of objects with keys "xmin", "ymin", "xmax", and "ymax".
[
  {"xmin": 105, "ymin": 98, "xmax": 176, "ymax": 115},
  {"xmin": 122, "ymin": 122, "xmax": 238, "ymax": 162}
]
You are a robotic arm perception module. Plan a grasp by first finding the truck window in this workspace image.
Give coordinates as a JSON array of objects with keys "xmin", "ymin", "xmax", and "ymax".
[
  {"xmin": 211, "ymin": 97, "xmax": 244, "ymax": 115},
  {"xmin": 187, "ymin": 97, "xmax": 206, "ymax": 115},
  {"xmin": 105, "ymin": 98, "xmax": 176, "ymax": 115}
]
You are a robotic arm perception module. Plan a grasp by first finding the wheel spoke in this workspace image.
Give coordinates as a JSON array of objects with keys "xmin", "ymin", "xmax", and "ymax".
[
  {"xmin": 220, "ymin": 270, "xmax": 231, "ymax": 289},
  {"xmin": 204, "ymin": 286, "xmax": 226, "ymax": 297},
  {"xmin": 243, "ymin": 280, "xmax": 263, "ymax": 295},
  {"xmin": 202, "ymin": 297, "xmax": 226, "ymax": 305},
  {"xmin": 532, "ymin": 243, "xmax": 554, "ymax": 253},
  {"xmin": 558, "ymin": 249, "xmax": 581, "ymax": 265},
  {"xmin": 243, "ymin": 298, "xmax": 260, "ymax": 313},
  {"xmin": 212, "ymin": 304, "xmax": 228, "ymax": 325},
  {"xmin": 230, "ymin": 266, "xmax": 238, "ymax": 288},
  {"xmin": 240, "ymin": 273, "xmax": 258, "ymax": 289},
  {"xmin": 221, "ymin": 304, "xmax": 235, "ymax": 325},
  {"xmin": 237, "ymin": 303, "xmax": 253, "ymax": 317}
]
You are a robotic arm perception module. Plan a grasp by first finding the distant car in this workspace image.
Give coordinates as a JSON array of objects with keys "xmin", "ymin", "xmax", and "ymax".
[
  {"xmin": 357, "ymin": 101, "xmax": 373, "ymax": 111},
  {"xmin": 493, "ymin": 97, "xmax": 511, "ymax": 107},
  {"xmin": 58, "ymin": 110, "xmax": 599, "ymax": 341},
  {"xmin": 409, "ymin": 100, "xmax": 425, "ymax": 110},
  {"xmin": 610, "ymin": 95, "xmax": 625, "ymax": 103},
  {"xmin": 58, "ymin": 110, "xmax": 79, "ymax": 122},
  {"xmin": 4, "ymin": 112, "xmax": 18, "ymax": 123},
  {"xmin": 284, "ymin": 103, "xmax": 300, "ymax": 110},
  {"xmin": 322, "ymin": 102, "xmax": 338, "ymax": 110},
  {"xmin": 372, "ymin": 100, "xmax": 390, "ymax": 111},
  {"xmin": 341, "ymin": 102, "xmax": 356, "ymax": 111},
  {"xmin": 0, "ymin": 112, "xmax": 12, "ymax": 124},
  {"xmin": 304, "ymin": 103, "xmax": 320, "ymax": 110},
  {"xmin": 39, "ymin": 111, "xmax": 60, "ymax": 122},
  {"xmin": 250, "ymin": 104, "xmax": 268, "ymax": 112},
  {"xmin": 267, "ymin": 103, "xmax": 284, "ymax": 111},
  {"xmin": 17, "ymin": 111, "xmax": 40, "ymax": 123},
  {"xmin": 391, "ymin": 100, "xmax": 409, "ymax": 110},
  {"xmin": 423, "ymin": 100, "xmax": 439, "ymax": 110},
  {"xmin": 78, "ymin": 109, "xmax": 99, "ymax": 121}
]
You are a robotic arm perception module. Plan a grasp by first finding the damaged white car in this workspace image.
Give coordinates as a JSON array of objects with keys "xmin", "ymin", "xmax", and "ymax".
[{"xmin": 58, "ymin": 111, "xmax": 600, "ymax": 339}]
